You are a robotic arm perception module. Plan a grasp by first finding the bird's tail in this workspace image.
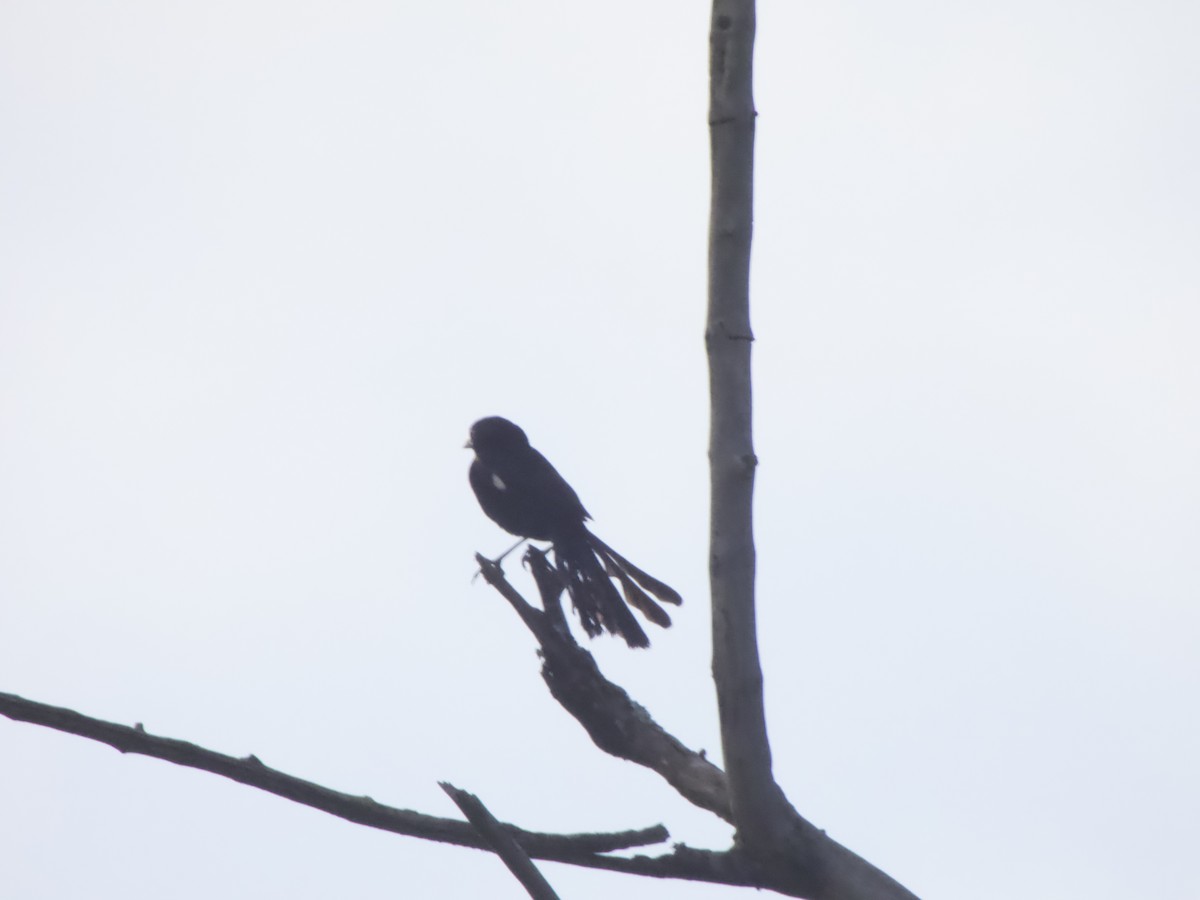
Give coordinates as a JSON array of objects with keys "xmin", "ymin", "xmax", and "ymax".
[
  {"xmin": 588, "ymin": 533, "xmax": 683, "ymax": 616},
  {"xmin": 552, "ymin": 530, "xmax": 681, "ymax": 649}
]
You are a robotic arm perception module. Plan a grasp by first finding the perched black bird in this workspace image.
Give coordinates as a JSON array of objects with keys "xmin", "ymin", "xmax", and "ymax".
[{"xmin": 466, "ymin": 416, "xmax": 681, "ymax": 648}]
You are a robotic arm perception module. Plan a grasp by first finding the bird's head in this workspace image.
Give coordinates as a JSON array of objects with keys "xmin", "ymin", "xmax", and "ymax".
[{"xmin": 465, "ymin": 416, "xmax": 530, "ymax": 458}]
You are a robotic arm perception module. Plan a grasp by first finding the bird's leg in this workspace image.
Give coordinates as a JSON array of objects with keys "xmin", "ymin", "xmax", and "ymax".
[
  {"xmin": 471, "ymin": 537, "xmax": 530, "ymax": 583},
  {"xmin": 493, "ymin": 537, "xmax": 529, "ymax": 565}
]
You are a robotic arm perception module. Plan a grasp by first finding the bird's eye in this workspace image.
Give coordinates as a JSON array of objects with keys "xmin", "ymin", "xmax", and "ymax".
[{"xmin": 492, "ymin": 474, "xmax": 506, "ymax": 491}]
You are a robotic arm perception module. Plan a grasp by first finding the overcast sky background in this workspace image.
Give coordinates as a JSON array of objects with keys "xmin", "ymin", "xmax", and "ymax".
[{"xmin": 2, "ymin": 2, "xmax": 1198, "ymax": 898}]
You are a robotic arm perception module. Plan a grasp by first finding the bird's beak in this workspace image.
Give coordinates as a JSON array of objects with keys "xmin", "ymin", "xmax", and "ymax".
[{"xmin": 463, "ymin": 439, "xmax": 473, "ymax": 449}]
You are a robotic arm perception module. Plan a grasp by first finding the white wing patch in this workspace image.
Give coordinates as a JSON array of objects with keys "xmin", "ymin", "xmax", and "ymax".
[{"xmin": 491, "ymin": 473, "xmax": 507, "ymax": 491}]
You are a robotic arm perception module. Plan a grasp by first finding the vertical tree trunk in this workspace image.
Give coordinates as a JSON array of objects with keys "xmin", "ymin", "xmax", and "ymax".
[{"xmin": 706, "ymin": 0, "xmax": 789, "ymax": 854}]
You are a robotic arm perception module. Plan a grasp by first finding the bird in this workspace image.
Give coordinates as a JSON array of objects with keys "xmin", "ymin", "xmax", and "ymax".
[{"xmin": 466, "ymin": 416, "xmax": 681, "ymax": 648}]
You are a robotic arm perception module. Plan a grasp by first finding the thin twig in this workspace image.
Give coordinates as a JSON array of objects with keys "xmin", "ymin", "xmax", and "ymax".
[{"xmin": 441, "ymin": 783, "xmax": 561, "ymax": 900}]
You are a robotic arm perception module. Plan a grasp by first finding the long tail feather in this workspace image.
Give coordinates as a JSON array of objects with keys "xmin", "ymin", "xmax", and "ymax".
[
  {"xmin": 600, "ymin": 551, "xmax": 673, "ymax": 628},
  {"xmin": 587, "ymin": 533, "xmax": 683, "ymax": 606}
]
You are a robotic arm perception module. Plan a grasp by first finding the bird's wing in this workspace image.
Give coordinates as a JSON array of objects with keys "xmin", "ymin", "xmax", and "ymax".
[{"xmin": 495, "ymin": 445, "xmax": 591, "ymax": 524}]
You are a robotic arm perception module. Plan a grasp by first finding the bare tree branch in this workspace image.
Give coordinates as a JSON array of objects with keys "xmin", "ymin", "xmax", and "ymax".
[
  {"xmin": 477, "ymin": 550, "xmax": 733, "ymax": 822},
  {"xmin": 478, "ymin": 554, "xmax": 920, "ymax": 899},
  {"xmin": 0, "ymin": 690, "xmax": 785, "ymax": 891},
  {"xmin": 0, "ymin": 690, "xmax": 663, "ymax": 858},
  {"xmin": 441, "ymin": 782, "xmax": 561, "ymax": 900}
]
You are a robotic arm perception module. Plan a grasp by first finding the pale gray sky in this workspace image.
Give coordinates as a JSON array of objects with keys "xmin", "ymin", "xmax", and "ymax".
[{"xmin": 2, "ymin": 2, "xmax": 1197, "ymax": 898}]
